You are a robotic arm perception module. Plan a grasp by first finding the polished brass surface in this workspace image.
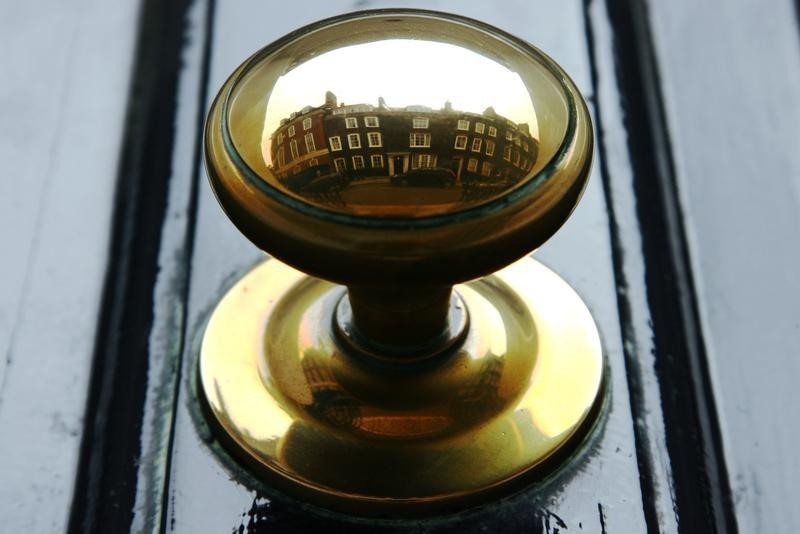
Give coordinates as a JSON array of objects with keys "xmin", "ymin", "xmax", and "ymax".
[
  {"xmin": 200, "ymin": 257, "xmax": 603, "ymax": 513},
  {"xmin": 201, "ymin": 9, "xmax": 603, "ymax": 512}
]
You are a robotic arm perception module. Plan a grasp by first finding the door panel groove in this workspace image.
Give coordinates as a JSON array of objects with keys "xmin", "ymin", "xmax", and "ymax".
[
  {"xmin": 601, "ymin": 0, "xmax": 738, "ymax": 531},
  {"xmin": 582, "ymin": 2, "xmax": 661, "ymax": 531},
  {"xmin": 68, "ymin": 1, "xmax": 196, "ymax": 532},
  {"xmin": 156, "ymin": 0, "xmax": 218, "ymax": 531}
]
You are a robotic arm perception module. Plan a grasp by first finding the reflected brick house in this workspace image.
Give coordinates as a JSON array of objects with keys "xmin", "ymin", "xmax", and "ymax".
[
  {"xmin": 268, "ymin": 91, "xmax": 539, "ymax": 196},
  {"xmin": 268, "ymin": 92, "xmax": 335, "ymax": 179}
]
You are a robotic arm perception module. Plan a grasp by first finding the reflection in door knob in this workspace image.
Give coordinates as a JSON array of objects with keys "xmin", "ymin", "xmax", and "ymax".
[{"xmin": 200, "ymin": 9, "xmax": 604, "ymax": 515}]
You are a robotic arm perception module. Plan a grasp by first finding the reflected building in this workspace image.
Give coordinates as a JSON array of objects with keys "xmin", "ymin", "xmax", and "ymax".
[
  {"xmin": 450, "ymin": 355, "xmax": 505, "ymax": 424},
  {"xmin": 300, "ymin": 352, "xmax": 361, "ymax": 429},
  {"xmin": 267, "ymin": 92, "xmax": 539, "ymax": 204}
]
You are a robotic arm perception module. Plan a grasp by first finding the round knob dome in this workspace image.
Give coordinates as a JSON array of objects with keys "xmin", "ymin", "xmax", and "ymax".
[{"xmin": 205, "ymin": 9, "xmax": 592, "ymax": 287}]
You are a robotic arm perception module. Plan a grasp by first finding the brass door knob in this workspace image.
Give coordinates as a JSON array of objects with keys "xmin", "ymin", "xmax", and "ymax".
[{"xmin": 200, "ymin": 9, "xmax": 604, "ymax": 515}]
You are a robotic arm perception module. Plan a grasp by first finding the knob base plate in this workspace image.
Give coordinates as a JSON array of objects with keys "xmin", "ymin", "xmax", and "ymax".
[{"xmin": 198, "ymin": 257, "xmax": 604, "ymax": 515}]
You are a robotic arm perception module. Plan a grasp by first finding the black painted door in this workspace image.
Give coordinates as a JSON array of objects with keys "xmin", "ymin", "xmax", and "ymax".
[{"xmin": 3, "ymin": 0, "xmax": 798, "ymax": 532}]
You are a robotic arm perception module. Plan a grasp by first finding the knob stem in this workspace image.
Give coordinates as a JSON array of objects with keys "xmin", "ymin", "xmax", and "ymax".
[{"xmin": 341, "ymin": 284, "xmax": 464, "ymax": 361}]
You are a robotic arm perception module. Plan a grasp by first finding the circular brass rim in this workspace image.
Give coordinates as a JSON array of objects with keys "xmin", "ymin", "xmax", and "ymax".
[
  {"xmin": 198, "ymin": 256, "xmax": 605, "ymax": 514},
  {"xmin": 217, "ymin": 9, "xmax": 580, "ymax": 229}
]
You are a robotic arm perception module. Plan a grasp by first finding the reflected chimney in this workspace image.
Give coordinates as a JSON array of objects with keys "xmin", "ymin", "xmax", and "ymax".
[{"xmin": 325, "ymin": 90, "xmax": 338, "ymax": 108}]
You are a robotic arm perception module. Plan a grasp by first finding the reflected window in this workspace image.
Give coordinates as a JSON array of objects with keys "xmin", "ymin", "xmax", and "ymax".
[
  {"xmin": 471, "ymin": 138, "xmax": 482, "ymax": 152},
  {"xmin": 410, "ymin": 133, "xmax": 431, "ymax": 147},
  {"xmin": 481, "ymin": 161, "xmax": 492, "ymax": 176},
  {"xmin": 454, "ymin": 135, "xmax": 468, "ymax": 150},
  {"xmin": 309, "ymin": 158, "xmax": 319, "ymax": 167},
  {"xmin": 302, "ymin": 117, "xmax": 312, "ymax": 130},
  {"xmin": 277, "ymin": 132, "xmax": 284, "ymax": 144},
  {"xmin": 505, "ymin": 130, "xmax": 513, "ymax": 141},
  {"xmin": 412, "ymin": 117, "xmax": 429, "ymax": 129},
  {"xmin": 348, "ymin": 133, "xmax": 361, "ymax": 149},
  {"xmin": 503, "ymin": 146, "xmax": 512, "ymax": 161},
  {"xmin": 367, "ymin": 132, "xmax": 382, "ymax": 147},
  {"xmin": 353, "ymin": 155, "xmax": 365, "ymax": 170},
  {"xmin": 329, "ymin": 136, "xmax": 342, "ymax": 151},
  {"xmin": 488, "ymin": 126, "xmax": 497, "ymax": 137},
  {"xmin": 334, "ymin": 157, "xmax": 346, "ymax": 173},
  {"xmin": 277, "ymin": 147, "xmax": 285, "ymax": 168},
  {"xmin": 467, "ymin": 158, "xmax": 478, "ymax": 172},
  {"xmin": 290, "ymin": 139, "xmax": 299, "ymax": 159},
  {"xmin": 288, "ymin": 125, "xmax": 296, "ymax": 137},
  {"xmin": 475, "ymin": 122, "xmax": 485, "ymax": 134},
  {"xmin": 304, "ymin": 133, "xmax": 315, "ymax": 152},
  {"xmin": 365, "ymin": 116, "xmax": 379, "ymax": 127},
  {"xmin": 370, "ymin": 154, "xmax": 384, "ymax": 168},
  {"xmin": 485, "ymin": 140, "xmax": 495, "ymax": 156},
  {"xmin": 513, "ymin": 152, "xmax": 520, "ymax": 166},
  {"xmin": 457, "ymin": 119, "xmax": 470, "ymax": 131},
  {"xmin": 412, "ymin": 153, "xmax": 434, "ymax": 169},
  {"xmin": 345, "ymin": 117, "xmax": 358, "ymax": 128},
  {"xmin": 523, "ymin": 142, "xmax": 529, "ymax": 153}
]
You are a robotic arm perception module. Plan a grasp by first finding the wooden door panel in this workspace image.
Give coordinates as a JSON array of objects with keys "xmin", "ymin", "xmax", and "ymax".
[{"xmin": 5, "ymin": 0, "xmax": 797, "ymax": 532}]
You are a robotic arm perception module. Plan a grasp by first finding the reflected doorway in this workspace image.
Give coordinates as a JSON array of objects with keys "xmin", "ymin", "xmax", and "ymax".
[{"xmin": 388, "ymin": 153, "xmax": 409, "ymax": 176}]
